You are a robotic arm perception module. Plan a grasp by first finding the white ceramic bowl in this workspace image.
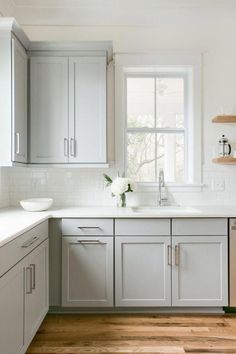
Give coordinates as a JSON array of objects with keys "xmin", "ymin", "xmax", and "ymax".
[{"xmin": 20, "ymin": 198, "xmax": 53, "ymax": 212}]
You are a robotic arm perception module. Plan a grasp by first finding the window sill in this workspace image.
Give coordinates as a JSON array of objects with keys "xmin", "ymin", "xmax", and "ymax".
[{"xmin": 137, "ymin": 183, "xmax": 204, "ymax": 193}]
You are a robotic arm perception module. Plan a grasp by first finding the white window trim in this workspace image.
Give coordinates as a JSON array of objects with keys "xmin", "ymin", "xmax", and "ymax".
[{"xmin": 114, "ymin": 52, "xmax": 203, "ymax": 192}]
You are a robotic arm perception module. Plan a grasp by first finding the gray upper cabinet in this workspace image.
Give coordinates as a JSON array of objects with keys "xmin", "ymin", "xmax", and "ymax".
[
  {"xmin": 0, "ymin": 22, "xmax": 29, "ymax": 166},
  {"xmin": 69, "ymin": 57, "xmax": 107, "ymax": 163},
  {"xmin": 30, "ymin": 55, "xmax": 107, "ymax": 164},
  {"xmin": 12, "ymin": 38, "xmax": 28, "ymax": 163},
  {"xmin": 30, "ymin": 57, "xmax": 69, "ymax": 163}
]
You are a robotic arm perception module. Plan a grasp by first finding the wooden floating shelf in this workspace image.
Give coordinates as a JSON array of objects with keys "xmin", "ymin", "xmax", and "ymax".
[
  {"xmin": 212, "ymin": 115, "xmax": 236, "ymax": 123},
  {"xmin": 213, "ymin": 157, "xmax": 236, "ymax": 164}
]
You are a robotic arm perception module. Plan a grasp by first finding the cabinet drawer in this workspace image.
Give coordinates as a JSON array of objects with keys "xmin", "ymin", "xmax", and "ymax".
[
  {"xmin": 61, "ymin": 218, "xmax": 113, "ymax": 236},
  {"xmin": 172, "ymin": 218, "xmax": 228, "ymax": 236},
  {"xmin": 0, "ymin": 221, "xmax": 48, "ymax": 278},
  {"xmin": 115, "ymin": 219, "xmax": 171, "ymax": 236}
]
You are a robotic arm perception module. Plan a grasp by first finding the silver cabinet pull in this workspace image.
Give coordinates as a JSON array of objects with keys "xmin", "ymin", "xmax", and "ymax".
[
  {"xmin": 70, "ymin": 138, "xmax": 76, "ymax": 157},
  {"xmin": 15, "ymin": 133, "xmax": 20, "ymax": 154},
  {"xmin": 25, "ymin": 266, "xmax": 33, "ymax": 294},
  {"xmin": 64, "ymin": 138, "xmax": 69, "ymax": 157},
  {"xmin": 30, "ymin": 264, "xmax": 36, "ymax": 290},
  {"xmin": 77, "ymin": 226, "xmax": 101, "ymax": 230},
  {"xmin": 167, "ymin": 245, "xmax": 172, "ymax": 266},
  {"xmin": 175, "ymin": 245, "xmax": 180, "ymax": 266},
  {"xmin": 77, "ymin": 240, "xmax": 104, "ymax": 244},
  {"xmin": 21, "ymin": 236, "xmax": 39, "ymax": 248}
]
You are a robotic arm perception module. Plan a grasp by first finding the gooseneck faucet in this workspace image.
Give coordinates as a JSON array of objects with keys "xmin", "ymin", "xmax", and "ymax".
[{"xmin": 158, "ymin": 168, "xmax": 167, "ymax": 206}]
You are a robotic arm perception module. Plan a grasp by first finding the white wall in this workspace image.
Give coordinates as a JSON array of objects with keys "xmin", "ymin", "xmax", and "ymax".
[
  {"xmin": 6, "ymin": 17, "xmax": 236, "ymax": 207},
  {"xmin": 0, "ymin": 168, "xmax": 9, "ymax": 207}
]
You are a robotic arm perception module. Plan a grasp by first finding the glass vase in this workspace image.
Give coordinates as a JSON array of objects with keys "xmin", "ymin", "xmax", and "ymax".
[{"xmin": 117, "ymin": 193, "xmax": 126, "ymax": 208}]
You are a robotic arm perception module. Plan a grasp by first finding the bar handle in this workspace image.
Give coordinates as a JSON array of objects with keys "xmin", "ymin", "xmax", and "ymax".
[
  {"xmin": 30, "ymin": 264, "xmax": 36, "ymax": 290},
  {"xmin": 70, "ymin": 138, "xmax": 76, "ymax": 157},
  {"xmin": 21, "ymin": 236, "xmax": 39, "ymax": 248},
  {"xmin": 25, "ymin": 266, "xmax": 33, "ymax": 294},
  {"xmin": 64, "ymin": 138, "xmax": 69, "ymax": 157},
  {"xmin": 167, "ymin": 245, "xmax": 172, "ymax": 266},
  {"xmin": 77, "ymin": 240, "xmax": 104, "ymax": 244},
  {"xmin": 175, "ymin": 245, "xmax": 180, "ymax": 266},
  {"xmin": 77, "ymin": 226, "xmax": 101, "ymax": 230},
  {"xmin": 15, "ymin": 133, "xmax": 20, "ymax": 154}
]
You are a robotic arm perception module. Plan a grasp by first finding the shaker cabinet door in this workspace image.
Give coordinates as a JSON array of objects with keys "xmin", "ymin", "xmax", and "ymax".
[
  {"xmin": 25, "ymin": 240, "xmax": 49, "ymax": 346},
  {"xmin": 115, "ymin": 236, "xmax": 171, "ymax": 307},
  {"xmin": 12, "ymin": 38, "xmax": 28, "ymax": 163},
  {"xmin": 68, "ymin": 57, "xmax": 107, "ymax": 163},
  {"xmin": 172, "ymin": 235, "xmax": 228, "ymax": 306},
  {"xmin": 62, "ymin": 236, "xmax": 113, "ymax": 307},
  {"xmin": 0, "ymin": 261, "xmax": 25, "ymax": 354},
  {"xmin": 30, "ymin": 57, "xmax": 69, "ymax": 163}
]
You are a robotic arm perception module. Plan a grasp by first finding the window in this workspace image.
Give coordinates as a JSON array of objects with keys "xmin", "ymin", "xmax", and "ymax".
[
  {"xmin": 115, "ymin": 53, "xmax": 202, "ymax": 189},
  {"xmin": 126, "ymin": 75, "xmax": 186, "ymax": 183}
]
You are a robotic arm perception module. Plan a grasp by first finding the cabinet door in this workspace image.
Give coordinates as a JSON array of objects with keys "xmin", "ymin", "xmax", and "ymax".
[
  {"xmin": 69, "ymin": 57, "xmax": 107, "ymax": 163},
  {"xmin": 30, "ymin": 57, "xmax": 69, "ymax": 163},
  {"xmin": 62, "ymin": 236, "xmax": 113, "ymax": 307},
  {"xmin": 172, "ymin": 236, "xmax": 228, "ymax": 306},
  {"xmin": 115, "ymin": 236, "xmax": 171, "ymax": 307},
  {"xmin": 0, "ymin": 261, "xmax": 24, "ymax": 354},
  {"xmin": 25, "ymin": 240, "xmax": 49, "ymax": 345},
  {"xmin": 12, "ymin": 38, "xmax": 27, "ymax": 163}
]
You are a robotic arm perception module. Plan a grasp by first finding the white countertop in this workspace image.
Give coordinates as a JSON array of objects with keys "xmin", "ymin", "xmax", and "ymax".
[{"xmin": 0, "ymin": 205, "xmax": 236, "ymax": 247}]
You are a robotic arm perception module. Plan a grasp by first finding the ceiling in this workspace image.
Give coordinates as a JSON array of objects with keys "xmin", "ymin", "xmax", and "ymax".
[{"xmin": 1, "ymin": 0, "xmax": 236, "ymax": 26}]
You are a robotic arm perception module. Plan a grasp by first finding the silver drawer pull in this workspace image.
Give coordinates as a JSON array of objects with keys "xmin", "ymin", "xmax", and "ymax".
[
  {"xmin": 21, "ymin": 236, "xmax": 39, "ymax": 248},
  {"xmin": 25, "ymin": 266, "xmax": 33, "ymax": 294},
  {"xmin": 167, "ymin": 245, "xmax": 172, "ymax": 266},
  {"xmin": 64, "ymin": 138, "xmax": 69, "ymax": 157},
  {"xmin": 15, "ymin": 133, "xmax": 20, "ymax": 154},
  {"xmin": 175, "ymin": 245, "xmax": 180, "ymax": 266},
  {"xmin": 30, "ymin": 264, "xmax": 36, "ymax": 290},
  {"xmin": 70, "ymin": 138, "xmax": 76, "ymax": 157},
  {"xmin": 77, "ymin": 240, "xmax": 104, "ymax": 244},
  {"xmin": 77, "ymin": 226, "xmax": 101, "ymax": 229}
]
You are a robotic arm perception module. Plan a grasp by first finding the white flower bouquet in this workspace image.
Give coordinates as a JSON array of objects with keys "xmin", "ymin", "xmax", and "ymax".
[{"xmin": 103, "ymin": 173, "xmax": 136, "ymax": 207}]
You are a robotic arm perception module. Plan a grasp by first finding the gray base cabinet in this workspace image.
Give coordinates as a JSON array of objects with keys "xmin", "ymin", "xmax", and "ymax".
[
  {"xmin": 62, "ymin": 236, "xmax": 113, "ymax": 307},
  {"xmin": 59, "ymin": 218, "xmax": 228, "ymax": 309},
  {"xmin": 0, "ymin": 222, "xmax": 49, "ymax": 354},
  {"xmin": 0, "ymin": 261, "xmax": 25, "ymax": 354},
  {"xmin": 172, "ymin": 235, "xmax": 228, "ymax": 306},
  {"xmin": 115, "ymin": 236, "xmax": 171, "ymax": 307},
  {"xmin": 24, "ymin": 240, "xmax": 49, "ymax": 347}
]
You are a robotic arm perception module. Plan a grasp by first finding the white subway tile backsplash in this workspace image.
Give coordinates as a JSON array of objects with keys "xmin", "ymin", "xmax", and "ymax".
[{"xmin": 3, "ymin": 165, "xmax": 236, "ymax": 207}]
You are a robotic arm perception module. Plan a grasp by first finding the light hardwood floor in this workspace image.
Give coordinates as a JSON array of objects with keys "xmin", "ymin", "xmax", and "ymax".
[{"xmin": 26, "ymin": 313, "xmax": 236, "ymax": 354}]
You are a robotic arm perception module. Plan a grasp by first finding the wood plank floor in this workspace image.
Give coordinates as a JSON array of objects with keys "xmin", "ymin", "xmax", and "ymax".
[{"xmin": 26, "ymin": 313, "xmax": 236, "ymax": 354}]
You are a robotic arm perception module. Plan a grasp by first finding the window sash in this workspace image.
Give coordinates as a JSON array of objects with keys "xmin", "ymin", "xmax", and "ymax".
[{"xmin": 125, "ymin": 74, "xmax": 187, "ymax": 183}]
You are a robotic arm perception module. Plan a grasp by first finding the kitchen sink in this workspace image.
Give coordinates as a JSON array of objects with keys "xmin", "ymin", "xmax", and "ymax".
[{"xmin": 131, "ymin": 206, "xmax": 201, "ymax": 214}]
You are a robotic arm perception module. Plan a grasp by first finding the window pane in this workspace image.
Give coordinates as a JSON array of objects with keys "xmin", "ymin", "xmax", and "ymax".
[
  {"xmin": 127, "ymin": 78, "xmax": 155, "ymax": 128},
  {"xmin": 156, "ymin": 133, "xmax": 185, "ymax": 183},
  {"xmin": 127, "ymin": 133, "xmax": 155, "ymax": 182},
  {"xmin": 156, "ymin": 78, "xmax": 184, "ymax": 128}
]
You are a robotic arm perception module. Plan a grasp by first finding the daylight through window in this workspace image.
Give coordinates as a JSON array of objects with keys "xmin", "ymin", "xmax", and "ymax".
[{"xmin": 126, "ymin": 75, "xmax": 186, "ymax": 183}]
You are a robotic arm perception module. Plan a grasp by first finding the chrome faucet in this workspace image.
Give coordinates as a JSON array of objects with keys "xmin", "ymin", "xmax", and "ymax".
[{"xmin": 158, "ymin": 168, "xmax": 168, "ymax": 207}]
